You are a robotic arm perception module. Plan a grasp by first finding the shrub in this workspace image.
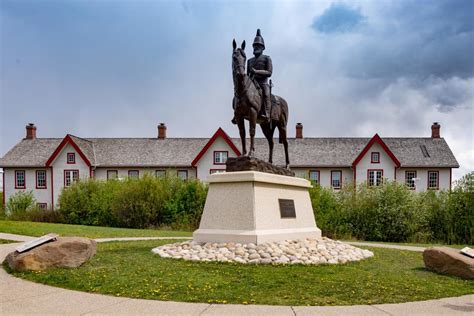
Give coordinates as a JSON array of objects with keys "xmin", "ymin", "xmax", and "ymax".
[{"xmin": 5, "ymin": 191, "xmax": 36, "ymax": 218}]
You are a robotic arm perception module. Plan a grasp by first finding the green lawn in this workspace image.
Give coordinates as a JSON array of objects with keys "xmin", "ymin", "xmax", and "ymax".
[
  {"xmin": 343, "ymin": 240, "xmax": 472, "ymax": 249},
  {"xmin": 0, "ymin": 221, "xmax": 192, "ymax": 239},
  {"xmin": 0, "ymin": 239, "xmax": 17, "ymax": 244},
  {"xmin": 6, "ymin": 240, "xmax": 473, "ymax": 306}
]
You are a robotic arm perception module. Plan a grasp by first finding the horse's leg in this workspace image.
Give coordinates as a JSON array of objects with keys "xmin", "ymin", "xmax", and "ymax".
[
  {"xmin": 237, "ymin": 117, "xmax": 246, "ymax": 156},
  {"xmin": 261, "ymin": 123, "xmax": 274, "ymax": 163},
  {"xmin": 248, "ymin": 108, "xmax": 258, "ymax": 157},
  {"xmin": 278, "ymin": 123, "xmax": 290, "ymax": 168}
]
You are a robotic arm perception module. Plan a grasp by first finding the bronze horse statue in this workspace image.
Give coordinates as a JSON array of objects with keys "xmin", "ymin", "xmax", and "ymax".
[{"xmin": 232, "ymin": 40, "xmax": 290, "ymax": 168}]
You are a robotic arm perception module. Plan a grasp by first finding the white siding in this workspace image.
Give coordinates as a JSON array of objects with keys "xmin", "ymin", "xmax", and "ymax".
[
  {"xmin": 94, "ymin": 167, "xmax": 196, "ymax": 180},
  {"xmin": 4, "ymin": 168, "xmax": 52, "ymax": 209},
  {"xmin": 293, "ymin": 167, "xmax": 353, "ymax": 189},
  {"xmin": 51, "ymin": 144, "xmax": 90, "ymax": 208},
  {"xmin": 355, "ymin": 142, "xmax": 396, "ymax": 184},
  {"xmin": 396, "ymin": 168, "xmax": 451, "ymax": 192},
  {"xmin": 195, "ymin": 137, "xmax": 238, "ymax": 181}
]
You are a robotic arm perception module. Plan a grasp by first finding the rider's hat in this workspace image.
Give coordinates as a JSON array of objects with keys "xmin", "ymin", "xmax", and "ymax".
[{"xmin": 253, "ymin": 29, "xmax": 265, "ymax": 49}]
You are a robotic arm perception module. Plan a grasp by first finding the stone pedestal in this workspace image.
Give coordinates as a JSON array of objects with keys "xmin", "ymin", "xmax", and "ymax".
[{"xmin": 193, "ymin": 171, "xmax": 321, "ymax": 244}]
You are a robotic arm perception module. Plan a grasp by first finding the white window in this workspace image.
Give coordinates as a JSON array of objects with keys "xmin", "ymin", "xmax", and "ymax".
[
  {"xmin": 368, "ymin": 170, "xmax": 383, "ymax": 186},
  {"xmin": 331, "ymin": 171, "xmax": 342, "ymax": 189},
  {"xmin": 67, "ymin": 153, "xmax": 75, "ymax": 164},
  {"xmin": 155, "ymin": 170, "xmax": 166, "ymax": 178},
  {"xmin": 15, "ymin": 170, "xmax": 26, "ymax": 189},
  {"xmin": 128, "ymin": 170, "xmax": 139, "ymax": 179},
  {"xmin": 309, "ymin": 170, "xmax": 320, "ymax": 184},
  {"xmin": 214, "ymin": 151, "xmax": 228, "ymax": 164},
  {"xmin": 37, "ymin": 203, "xmax": 47, "ymax": 210},
  {"xmin": 64, "ymin": 170, "xmax": 79, "ymax": 187},
  {"xmin": 177, "ymin": 170, "xmax": 188, "ymax": 180},
  {"xmin": 210, "ymin": 169, "xmax": 225, "ymax": 174},
  {"xmin": 405, "ymin": 171, "xmax": 417, "ymax": 189},
  {"xmin": 428, "ymin": 171, "xmax": 439, "ymax": 190},
  {"xmin": 107, "ymin": 170, "xmax": 118, "ymax": 180},
  {"xmin": 36, "ymin": 170, "xmax": 47, "ymax": 189},
  {"xmin": 371, "ymin": 152, "xmax": 380, "ymax": 163}
]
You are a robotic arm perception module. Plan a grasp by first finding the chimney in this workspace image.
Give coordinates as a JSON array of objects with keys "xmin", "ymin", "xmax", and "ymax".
[
  {"xmin": 25, "ymin": 123, "xmax": 37, "ymax": 140},
  {"xmin": 431, "ymin": 122, "xmax": 440, "ymax": 138},
  {"xmin": 296, "ymin": 123, "xmax": 303, "ymax": 139},
  {"xmin": 158, "ymin": 123, "xmax": 167, "ymax": 139}
]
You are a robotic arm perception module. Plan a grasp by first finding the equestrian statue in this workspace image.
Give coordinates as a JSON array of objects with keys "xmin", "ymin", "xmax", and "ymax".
[{"xmin": 231, "ymin": 29, "xmax": 290, "ymax": 168}]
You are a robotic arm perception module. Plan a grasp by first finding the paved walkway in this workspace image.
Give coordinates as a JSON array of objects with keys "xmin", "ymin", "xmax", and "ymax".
[{"xmin": 1, "ymin": 234, "xmax": 473, "ymax": 315}]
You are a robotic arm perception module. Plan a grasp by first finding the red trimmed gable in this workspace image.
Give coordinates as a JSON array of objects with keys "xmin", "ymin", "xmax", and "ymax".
[
  {"xmin": 45, "ymin": 134, "xmax": 92, "ymax": 167},
  {"xmin": 191, "ymin": 128, "xmax": 241, "ymax": 167},
  {"xmin": 352, "ymin": 134, "xmax": 400, "ymax": 168}
]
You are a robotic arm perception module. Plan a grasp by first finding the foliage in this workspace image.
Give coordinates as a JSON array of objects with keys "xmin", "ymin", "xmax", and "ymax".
[
  {"xmin": 8, "ymin": 240, "xmax": 474, "ymax": 306},
  {"xmin": 58, "ymin": 174, "xmax": 208, "ymax": 230},
  {"xmin": 5, "ymin": 191, "xmax": 36, "ymax": 219},
  {"xmin": 311, "ymin": 172, "xmax": 474, "ymax": 244}
]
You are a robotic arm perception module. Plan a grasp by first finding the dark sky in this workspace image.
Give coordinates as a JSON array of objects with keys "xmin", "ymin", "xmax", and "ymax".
[{"xmin": 1, "ymin": 0, "xmax": 473, "ymax": 179}]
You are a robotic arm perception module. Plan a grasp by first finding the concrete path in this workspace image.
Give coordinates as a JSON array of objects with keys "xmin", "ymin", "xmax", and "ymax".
[
  {"xmin": 1, "ymin": 234, "xmax": 473, "ymax": 315},
  {"xmin": 346, "ymin": 241, "xmax": 426, "ymax": 252}
]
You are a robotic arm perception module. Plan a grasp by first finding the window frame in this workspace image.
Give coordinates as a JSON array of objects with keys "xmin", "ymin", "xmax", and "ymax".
[
  {"xmin": 128, "ymin": 170, "xmax": 139, "ymax": 179},
  {"xmin": 213, "ymin": 151, "xmax": 228, "ymax": 165},
  {"xmin": 36, "ymin": 203, "xmax": 48, "ymax": 210},
  {"xmin": 367, "ymin": 169, "xmax": 384, "ymax": 187},
  {"xmin": 405, "ymin": 170, "xmax": 417, "ymax": 190},
  {"xmin": 427, "ymin": 170, "xmax": 439, "ymax": 190},
  {"xmin": 66, "ymin": 152, "xmax": 76, "ymax": 164},
  {"xmin": 64, "ymin": 169, "xmax": 79, "ymax": 187},
  {"xmin": 330, "ymin": 170, "xmax": 342, "ymax": 190},
  {"xmin": 210, "ymin": 169, "xmax": 225, "ymax": 174},
  {"xmin": 107, "ymin": 170, "xmax": 118, "ymax": 180},
  {"xmin": 36, "ymin": 170, "xmax": 47, "ymax": 189},
  {"xmin": 309, "ymin": 170, "xmax": 320, "ymax": 185},
  {"xmin": 155, "ymin": 169, "xmax": 166, "ymax": 178},
  {"xmin": 371, "ymin": 152, "xmax": 380, "ymax": 164},
  {"xmin": 177, "ymin": 170, "xmax": 188, "ymax": 180},
  {"xmin": 15, "ymin": 170, "xmax": 26, "ymax": 189}
]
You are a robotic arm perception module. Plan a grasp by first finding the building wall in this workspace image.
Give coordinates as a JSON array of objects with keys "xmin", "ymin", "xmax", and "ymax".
[
  {"xmin": 396, "ymin": 167, "xmax": 451, "ymax": 192},
  {"xmin": 355, "ymin": 142, "xmax": 396, "ymax": 183},
  {"xmin": 93, "ymin": 167, "xmax": 196, "ymax": 180},
  {"xmin": 4, "ymin": 168, "xmax": 52, "ymax": 208},
  {"xmin": 195, "ymin": 137, "xmax": 238, "ymax": 181},
  {"xmin": 293, "ymin": 167, "xmax": 353, "ymax": 189},
  {"xmin": 51, "ymin": 144, "xmax": 90, "ymax": 207}
]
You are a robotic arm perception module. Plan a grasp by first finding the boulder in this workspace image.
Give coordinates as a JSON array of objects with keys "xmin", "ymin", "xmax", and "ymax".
[
  {"xmin": 5, "ymin": 237, "xmax": 96, "ymax": 271},
  {"xmin": 423, "ymin": 247, "xmax": 474, "ymax": 280}
]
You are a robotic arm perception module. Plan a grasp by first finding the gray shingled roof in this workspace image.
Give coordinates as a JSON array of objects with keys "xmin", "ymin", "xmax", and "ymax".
[{"xmin": 0, "ymin": 135, "xmax": 459, "ymax": 168}]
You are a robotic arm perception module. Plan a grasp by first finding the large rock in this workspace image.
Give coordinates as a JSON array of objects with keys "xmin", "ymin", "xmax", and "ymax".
[
  {"xmin": 5, "ymin": 237, "xmax": 96, "ymax": 271},
  {"xmin": 423, "ymin": 247, "xmax": 474, "ymax": 279},
  {"xmin": 226, "ymin": 156, "xmax": 295, "ymax": 176}
]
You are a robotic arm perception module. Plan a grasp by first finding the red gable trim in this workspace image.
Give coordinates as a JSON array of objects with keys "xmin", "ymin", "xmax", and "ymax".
[
  {"xmin": 192, "ymin": 128, "xmax": 241, "ymax": 167},
  {"xmin": 352, "ymin": 134, "xmax": 400, "ymax": 168},
  {"xmin": 45, "ymin": 134, "xmax": 92, "ymax": 167}
]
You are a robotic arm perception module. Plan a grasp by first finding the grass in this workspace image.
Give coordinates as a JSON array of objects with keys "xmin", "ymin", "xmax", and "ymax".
[
  {"xmin": 0, "ymin": 239, "xmax": 17, "ymax": 244},
  {"xmin": 6, "ymin": 240, "xmax": 474, "ymax": 306},
  {"xmin": 0, "ymin": 220, "xmax": 192, "ymax": 239},
  {"xmin": 342, "ymin": 240, "xmax": 472, "ymax": 249}
]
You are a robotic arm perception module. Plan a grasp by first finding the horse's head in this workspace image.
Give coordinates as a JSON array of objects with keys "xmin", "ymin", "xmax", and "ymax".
[{"xmin": 232, "ymin": 39, "xmax": 246, "ymax": 77}]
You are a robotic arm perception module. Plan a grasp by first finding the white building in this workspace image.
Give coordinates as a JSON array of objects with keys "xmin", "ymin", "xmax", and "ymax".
[{"xmin": 0, "ymin": 122, "xmax": 459, "ymax": 210}]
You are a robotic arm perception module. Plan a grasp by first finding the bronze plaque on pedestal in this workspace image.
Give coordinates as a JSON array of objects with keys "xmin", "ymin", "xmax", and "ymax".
[{"xmin": 279, "ymin": 199, "xmax": 296, "ymax": 218}]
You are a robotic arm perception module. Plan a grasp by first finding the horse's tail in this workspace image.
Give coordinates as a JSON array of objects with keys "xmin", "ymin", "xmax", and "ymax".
[{"xmin": 277, "ymin": 97, "xmax": 289, "ymax": 144}]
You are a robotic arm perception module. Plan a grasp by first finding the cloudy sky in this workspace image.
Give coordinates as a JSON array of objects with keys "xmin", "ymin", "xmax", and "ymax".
[{"xmin": 1, "ymin": 0, "xmax": 473, "ymax": 179}]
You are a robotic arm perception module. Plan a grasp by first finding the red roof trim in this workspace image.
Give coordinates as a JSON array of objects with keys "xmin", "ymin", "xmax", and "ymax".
[
  {"xmin": 191, "ymin": 128, "xmax": 241, "ymax": 167},
  {"xmin": 45, "ymin": 134, "xmax": 92, "ymax": 167},
  {"xmin": 352, "ymin": 134, "xmax": 400, "ymax": 168}
]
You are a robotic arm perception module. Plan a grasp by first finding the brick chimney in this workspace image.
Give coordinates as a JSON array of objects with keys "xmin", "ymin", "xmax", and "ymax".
[
  {"xmin": 25, "ymin": 123, "xmax": 37, "ymax": 140},
  {"xmin": 158, "ymin": 123, "xmax": 167, "ymax": 139},
  {"xmin": 431, "ymin": 122, "xmax": 440, "ymax": 138},
  {"xmin": 296, "ymin": 123, "xmax": 303, "ymax": 139}
]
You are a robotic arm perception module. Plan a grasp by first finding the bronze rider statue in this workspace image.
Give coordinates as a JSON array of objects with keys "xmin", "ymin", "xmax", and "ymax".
[{"xmin": 232, "ymin": 29, "xmax": 273, "ymax": 124}]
